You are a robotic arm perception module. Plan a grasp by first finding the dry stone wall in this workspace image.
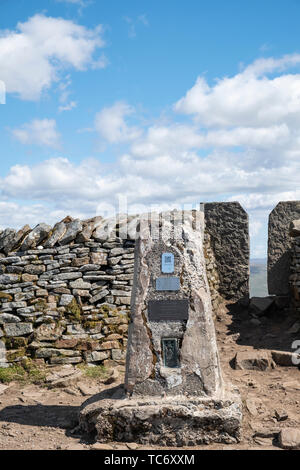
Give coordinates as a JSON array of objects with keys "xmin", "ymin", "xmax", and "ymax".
[
  {"xmin": 203, "ymin": 202, "xmax": 250, "ymax": 302},
  {"xmin": 268, "ymin": 201, "xmax": 300, "ymax": 296},
  {"xmin": 0, "ymin": 206, "xmax": 252, "ymax": 368},
  {"xmin": 0, "ymin": 215, "xmax": 136, "ymax": 368},
  {"xmin": 288, "ymin": 220, "xmax": 300, "ymax": 310},
  {"xmin": 289, "ymin": 239, "xmax": 300, "ymax": 310}
]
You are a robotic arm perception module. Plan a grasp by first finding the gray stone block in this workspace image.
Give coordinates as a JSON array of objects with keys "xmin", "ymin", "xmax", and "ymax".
[
  {"xmin": 4, "ymin": 322, "xmax": 33, "ymax": 337},
  {"xmin": 203, "ymin": 202, "xmax": 249, "ymax": 301},
  {"xmin": 268, "ymin": 201, "xmax": 300, "ymax": 295}
]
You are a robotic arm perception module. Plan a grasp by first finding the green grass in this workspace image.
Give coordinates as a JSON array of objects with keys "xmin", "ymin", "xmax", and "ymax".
[
  {"xmin": 0, "ymin": 362, "xmax": 47, "ymax": 385},
  {"xmin": 76, "ymin": 364, "xmax": 109, "ymax": 379},
  {"xmin": 0, "ymin": 365, "xmax": 26, "ymax": 383}
]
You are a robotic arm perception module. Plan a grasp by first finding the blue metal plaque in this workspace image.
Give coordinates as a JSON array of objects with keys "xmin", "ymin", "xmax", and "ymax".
[
  {"xmin": 156, "ymin": 277, "xmax": 180, "ymax": 291},
  {"xmin": 161, "ymin": 252, "xmax": 174, "ymax": 273}
]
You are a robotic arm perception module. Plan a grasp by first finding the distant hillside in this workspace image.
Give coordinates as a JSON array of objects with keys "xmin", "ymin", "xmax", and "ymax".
[{"xmin": 250, "ymin": 258, "xmax": 268, "ymax": 297}]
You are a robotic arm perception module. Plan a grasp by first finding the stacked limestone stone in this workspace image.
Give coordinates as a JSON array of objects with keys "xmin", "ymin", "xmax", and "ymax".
[
  {"xmin": 0, "ymin": 205, "xmax": 251, "ymax": 368},
  {"xmin": 0, "ymin": 215, "xmax": 137, "ymax": 368},
  {"xmin": 203, "ymin": 202, "xmax": 249, "ymax": 303},
  {"xmin": 288, "ymin": 219, "xmax": 300, "ymax": 309}
]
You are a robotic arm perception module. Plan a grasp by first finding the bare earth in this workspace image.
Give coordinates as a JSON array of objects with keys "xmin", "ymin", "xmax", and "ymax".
[{"xmin": 0, "ymin": 303, "xmax": 300, "ymax": 451}]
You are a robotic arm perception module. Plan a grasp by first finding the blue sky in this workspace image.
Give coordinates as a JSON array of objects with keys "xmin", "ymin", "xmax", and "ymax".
[{"xmin": 1, "ymin": 0, "xmax": 300, "ymax": 258}]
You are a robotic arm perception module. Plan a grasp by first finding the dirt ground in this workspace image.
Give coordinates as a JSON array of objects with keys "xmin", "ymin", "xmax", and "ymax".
[{"xmin": 0, "ymin": 302, "xmax": 300, "ymax": 451}]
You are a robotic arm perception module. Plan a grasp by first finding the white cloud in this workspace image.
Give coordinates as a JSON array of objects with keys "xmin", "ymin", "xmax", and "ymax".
[
  {"xmin": 0, "ymin": 80, "xmax": 5, "ymax": 104},
  {"xmin": 56, "ymin": 75, "xmax": 78, "ymax": 112},
  {"xmin": 59, "ymin": 101, "xmax": 77, "ymax": 112},
  {"xmin": 95, "ymin": 101, "xmax": 141, "ymax": 143},
  {"xmin": 0, "ymin": 14, "xmax": 106, "ymax": 101},
  {"xmin": 174, "ymin": 55, "xmax": 300, "ymax": 128},
  {"xmin": 2, "ymin": 53, "xmax": 300, "ymax": 260},
  {"xmin": 249, "ymin": 220, "xmax": 262, "ymax": 237},
  {"xmin": 129, "ymin": 123, "xmax": 290, "ymax": 158},
  {"xmin": 0, "ymin": 158, "xmax": 107, "ymax": 201},
  {"xmin": 11, "ymin": 119, "xmax": 61, "ymax": 148}
]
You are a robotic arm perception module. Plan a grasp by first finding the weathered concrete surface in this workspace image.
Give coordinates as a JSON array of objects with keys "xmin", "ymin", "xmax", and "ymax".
[
  {"xmin": 125, "ymin": 210, "xmax": 223, "ymax": 397},
  {"xmin": 268, "ymin": 201, "xmax": 300, "ymax": 295},
  {"xmin": 203, "ymin": 202, "xmax": 249, "ymax": 301},
  {"xmin": 79, "ymin": 385, "xmax": 242, "ymax": 446}
]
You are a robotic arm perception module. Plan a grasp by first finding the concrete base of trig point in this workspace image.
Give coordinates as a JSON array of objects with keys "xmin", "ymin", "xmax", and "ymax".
[
  {"xmin": 79, "ymin": 211, "xmax": 242, "ymax": 446},
  {"xmin": 79, "ymin": 385, "xmax": 242, "ymax": 446}
]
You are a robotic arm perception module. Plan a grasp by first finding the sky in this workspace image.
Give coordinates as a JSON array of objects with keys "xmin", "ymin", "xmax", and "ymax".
[{"xmin": 1, "ymin": 0, "xmax": 300, "ymax": 259}]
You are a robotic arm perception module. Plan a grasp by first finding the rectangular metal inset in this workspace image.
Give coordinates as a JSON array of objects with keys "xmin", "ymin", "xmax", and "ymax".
[
  {"xmin": 148, "ymin": 299, "xmax": 189, "ymax": 321},
  {"xmin": 161, "ymin": 253, "xmax": 174, "ymax": 273},
  {"xmin": 155, "ymin": 277, "xmax": 180, "ymax": 291},
  {"xmin": 162, "ymin": 338, "xmax": 180, "ymax": 368}
]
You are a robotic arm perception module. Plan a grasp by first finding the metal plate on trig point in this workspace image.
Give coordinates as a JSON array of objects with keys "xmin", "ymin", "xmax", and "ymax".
[
  {"xmin": 161, "ymin": 253, "xmax": 174, "ymax": 273},
  {"xmin": 162, "ymin": 338, "xmax": 180, "ymax": 368},
  {"xmin": 148, "ymin": 299, "xmax": 189, "ymax": 321},
  {"xmin": 156, "ymin": 277, "xmax": 180, "ymax": 291}
]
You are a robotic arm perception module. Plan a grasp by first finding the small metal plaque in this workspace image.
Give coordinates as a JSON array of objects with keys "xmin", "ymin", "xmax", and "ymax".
[
  {"xmin": 148, "ymin": 299, "xmax": 189, "ymax": 321},
  {"xmin": 161, "ymin": 252, "xmax": 174, "ymax": 273},
  {"xmin": 162, "ymin": 338, "xmax": 180, "ymax": 368},
  {"xmin": 156, "ymin": 277, "xmax": 180, "ymax": 291}
]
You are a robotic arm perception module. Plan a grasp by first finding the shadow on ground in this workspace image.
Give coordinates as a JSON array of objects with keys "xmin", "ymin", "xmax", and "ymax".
[
  {"xmin": 0, "ymin": 388, "xmax": 126, "ymax": 444},
  {"xmin": 224, "ymin": 300, "xmax": 299, "ymax": 353},
  {"xmin": 0, "ymin": 404, "xmax": 79, "ymax": 430}
]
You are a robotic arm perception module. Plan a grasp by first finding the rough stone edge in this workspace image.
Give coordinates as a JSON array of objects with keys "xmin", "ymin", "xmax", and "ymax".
[
  {"xmin": 202, "ymin": 201, "xmax": 250, "ymax": 302},
  {"xmin": 79, "ymin": 384, "xmax": 242, "ymax": 446},
  {"xmin": 268, "ymin": 201, "xmax": 300, "ymax": 296}
]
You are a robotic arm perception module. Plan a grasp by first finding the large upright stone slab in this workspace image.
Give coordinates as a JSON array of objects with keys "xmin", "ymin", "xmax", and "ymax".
[
  {"xmin": 79, "ymin": 210, "xmax": 241, "ymax": 446},
  {"xmin": 268, "ymin": 201, "xmax": 300, "ymax": 295},
  {"xmin": 125, "ymin": 210, "xmax": 223, "ymax": 397},
  {"xmin": 203, "ymin": 202, "xmax": 249, "ymax": 301}
]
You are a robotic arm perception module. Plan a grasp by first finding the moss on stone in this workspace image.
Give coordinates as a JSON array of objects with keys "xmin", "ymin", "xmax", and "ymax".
[
  {"xmin": 107, "ymin": 324, "xmax": 119, "ymax": 334},
  {"xmin": 6, "ymin": 348, "xmax": 26, "ymax": 362},
  {"xmin": 65, "ymin": 298, "xmax": 82, "ymax": 322},
  {"xmin": 35, "ymin": 299, "xmax": 48, "ymax": 312},
  {"xmin": 98, "ymin": 305, "xmax": 110, "ymax": 317},
  {"xmin": 83, "ymin": 320, "xmax": 102, "ymax": 330},
  {"xmin": 5, "ymin": 337, "xmax": 28, "ymax": 350},
  {"xmin": 99, "ymin": 304, "xmax": 110, "ymax": 314}
]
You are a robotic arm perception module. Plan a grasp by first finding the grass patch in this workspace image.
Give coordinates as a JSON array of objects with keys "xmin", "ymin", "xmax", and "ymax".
[
  {"xmin": 0, "ymin": 365, "xmax": 26, "ymax": 383},
  {"xmin": 0, "ymin": 361, "xmax": 47, "ymax": 385},
  {"xmin": 77, "ymin": 364, "xmax": 109, "ymax": 380},
  {"xmin": 27, "ymin": 367, "xmax": 47, "ymax": 385}
]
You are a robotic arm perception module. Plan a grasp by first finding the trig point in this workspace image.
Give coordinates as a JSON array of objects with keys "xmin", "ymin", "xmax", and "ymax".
[{"xmin": 80, "ymin": 210, "xmax": 242, "ymax": 446}]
